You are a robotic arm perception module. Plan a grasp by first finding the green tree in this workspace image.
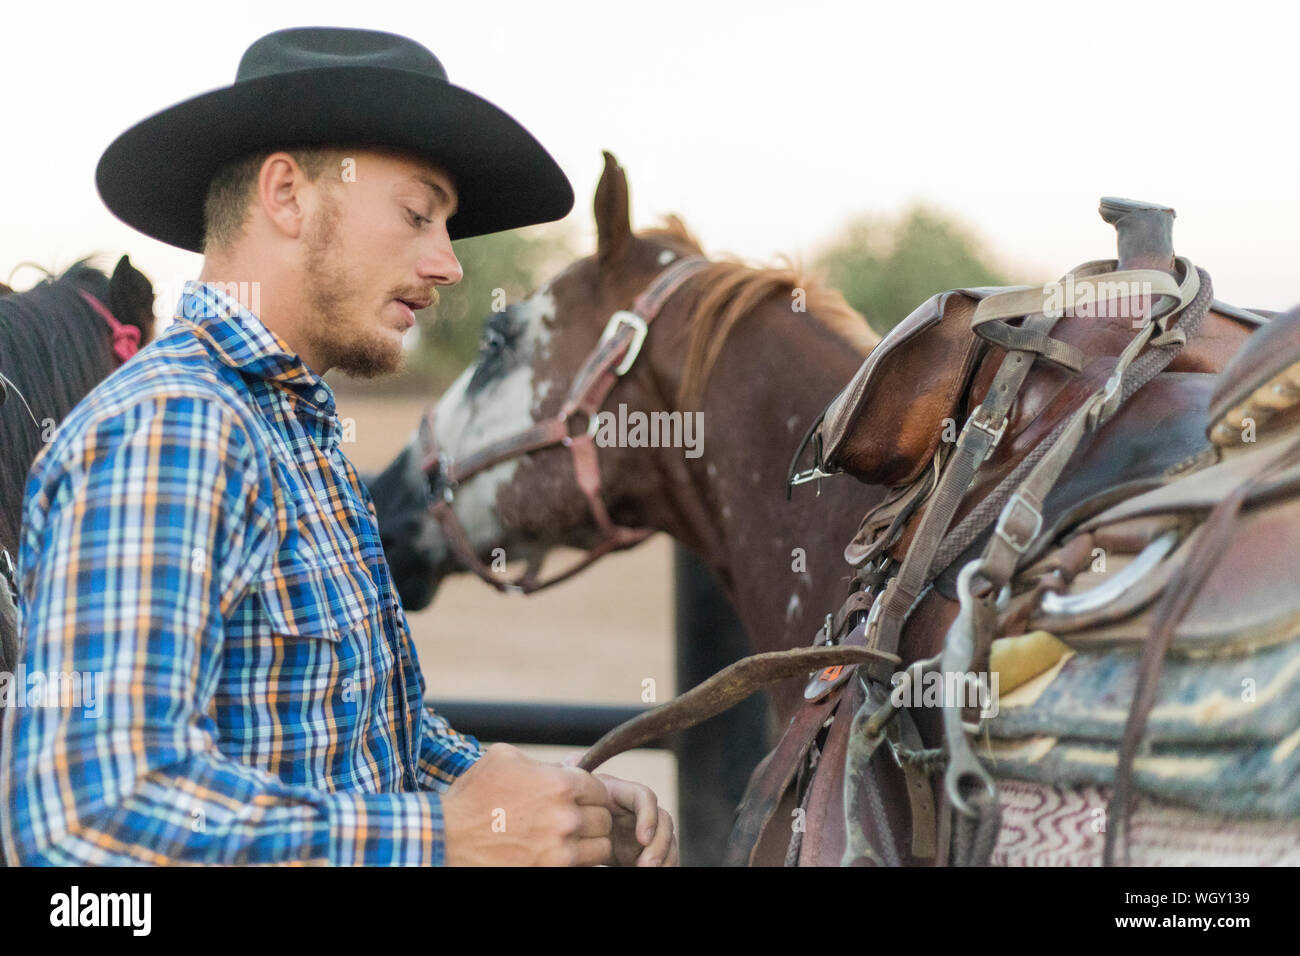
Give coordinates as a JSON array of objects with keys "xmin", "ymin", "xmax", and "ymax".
[{"xmin": 815, "ymin": 206, "xmax": 1009, "ymax": 334}]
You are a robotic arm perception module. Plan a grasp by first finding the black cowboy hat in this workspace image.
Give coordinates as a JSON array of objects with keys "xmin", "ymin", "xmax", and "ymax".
[{"xmin": 95, "ymin": 26, "xmax": 574, "ymax": 253}]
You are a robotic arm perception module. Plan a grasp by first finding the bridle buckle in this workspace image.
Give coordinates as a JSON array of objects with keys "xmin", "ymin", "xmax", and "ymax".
[{"xmin": 598, "ymin": 310, "xmax": 649, "ymax": 376}]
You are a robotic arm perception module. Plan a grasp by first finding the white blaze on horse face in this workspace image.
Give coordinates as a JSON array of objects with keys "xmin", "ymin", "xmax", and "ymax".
[{"xmin": 433, "ymin": 289, "xmax": 556, "ymax": 553}]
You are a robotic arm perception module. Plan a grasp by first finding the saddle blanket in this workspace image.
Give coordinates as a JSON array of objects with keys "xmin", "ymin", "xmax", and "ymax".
[
  {"xmin": 981, "ymin": 635, "xmax": 1300, "ymax": 816},
  {"xmin": 993, "ymin": 780, "xmax": 1300, "ymax": 866}
]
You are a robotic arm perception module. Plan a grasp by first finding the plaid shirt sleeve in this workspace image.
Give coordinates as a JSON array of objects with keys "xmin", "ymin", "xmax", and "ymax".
[
  {"xmin": 0, "ymin": 395, "xmax": 455, "ymax": 865},
  {"xmin": 416, "ymin": 706, "xmax": 484, "ymax": 792}
]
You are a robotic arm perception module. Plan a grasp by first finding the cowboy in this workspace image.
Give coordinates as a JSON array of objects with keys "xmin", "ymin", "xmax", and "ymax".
[{"xmin": 0, "ymin": 26, "xmax": 677, "ymax": 866}]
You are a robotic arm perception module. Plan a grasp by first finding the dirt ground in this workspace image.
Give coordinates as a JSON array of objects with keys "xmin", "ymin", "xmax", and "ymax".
[{"xmin": 334, "ymin": 391, "xmax": 679, "ymax": 822}]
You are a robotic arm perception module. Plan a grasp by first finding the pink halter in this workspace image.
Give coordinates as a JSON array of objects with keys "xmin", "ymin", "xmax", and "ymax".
[{"xmin": 77, "ymin": 289, "xmax": 142, "ymax": 364}]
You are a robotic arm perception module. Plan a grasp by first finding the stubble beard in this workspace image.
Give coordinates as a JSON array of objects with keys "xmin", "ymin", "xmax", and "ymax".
[{"xmin": 302, "ymin": 190, "xmax": 406, "ymax": 379}]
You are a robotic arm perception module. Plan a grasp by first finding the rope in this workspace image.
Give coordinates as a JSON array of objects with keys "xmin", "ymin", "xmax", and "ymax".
[{"xmin": 898, "ymin": 746, "xmax": 948, "ymax": 772}]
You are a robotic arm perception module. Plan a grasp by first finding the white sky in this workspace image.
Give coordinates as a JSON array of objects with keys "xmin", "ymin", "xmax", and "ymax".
[{"xmin": 4, "ymin": 0, "xmax": 1298, "ymax": 314}]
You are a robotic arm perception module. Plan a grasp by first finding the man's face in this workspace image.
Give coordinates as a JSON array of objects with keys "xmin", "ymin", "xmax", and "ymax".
[{"xmin": 299, "ymin": 149, "xmax": 463, "ymax": 377}]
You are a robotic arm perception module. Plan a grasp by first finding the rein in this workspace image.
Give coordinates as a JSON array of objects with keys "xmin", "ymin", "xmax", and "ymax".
[{"xmin": 418, "ymin": 255, "xmax": 711, "ymax": 594}]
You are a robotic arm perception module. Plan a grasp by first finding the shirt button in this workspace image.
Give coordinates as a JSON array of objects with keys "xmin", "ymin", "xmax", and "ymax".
[{"xmin": 314, "ymin": 389, "xmax": 329, "ymax": 403}]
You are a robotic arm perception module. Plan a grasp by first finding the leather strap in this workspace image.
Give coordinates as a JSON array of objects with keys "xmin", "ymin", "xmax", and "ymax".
[
  {"xmin": 866, "ymin": 309, "xmax": 1063, "ymax": 679},
  {"xmin": 577, "ymin": 643, "xmax": 901, "ymax": 771},
  {"xmin": 940, "ymin": 265, "xmax": 1210, "ymax": 866},
  {"xmin": 970, "ymin": 266, "xmax": 1185, "ymax": 327},
  {"xmin": 723, "ymin": 685, "xmax": 844, "ymax": 866},
  {"xmin": 894, "ymin": 706, "xmax": 938, "ymax": 858},
  {"xmin": 1104, "ymin": 429, "xmax": 1300, "ymax": 865},
  {"xmin": 844, "ymin": 451, "xmax": 942, "ymax": 567},
  {"xmin": 974, "ymin": 265, "xmax": 1207, "ymax": 591},
  {"xmin": 973, "ymin": 320, "xmax": 1086, "ymax": 372},
  {"xmin": 832, "ymin": 258, "xmax": 1205, "ymax": 865}
]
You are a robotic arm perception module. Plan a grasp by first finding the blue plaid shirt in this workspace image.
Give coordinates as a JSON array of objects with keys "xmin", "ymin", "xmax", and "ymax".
[{"xmin": 0, "ymin": 281, "xmax": 482, "ymax": 865}]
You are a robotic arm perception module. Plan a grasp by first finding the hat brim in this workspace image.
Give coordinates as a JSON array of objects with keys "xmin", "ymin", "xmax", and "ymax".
[{"xmin": 96, "ymin": 66, "xmax": 575, "ymax": 252}]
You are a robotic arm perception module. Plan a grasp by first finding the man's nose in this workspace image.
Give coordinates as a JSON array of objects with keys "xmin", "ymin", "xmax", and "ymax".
[{"xmin": 419, "ymin": 229, "xmax": 463, "ymax": 286}]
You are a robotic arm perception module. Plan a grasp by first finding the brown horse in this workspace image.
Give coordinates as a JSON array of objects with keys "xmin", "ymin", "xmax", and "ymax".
[
  {"xmin": 373, "ymin": 159, "xmax": 1296, "ymax": 864},
  {"xmin": 371, "ymin": 151, "xmax": 884, "ymax": 738}
]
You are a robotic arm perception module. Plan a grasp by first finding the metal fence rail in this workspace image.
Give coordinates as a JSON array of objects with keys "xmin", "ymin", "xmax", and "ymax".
[
  {"xmin": 424, "ymin": 700, "xmax": 652, "ymax": 749},
  {"xmin": 425, "ymin": 544, "xmax": 769, "ymax": 866}
]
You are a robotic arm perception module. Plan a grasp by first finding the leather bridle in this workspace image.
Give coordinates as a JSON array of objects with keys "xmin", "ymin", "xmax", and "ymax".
[{"xmin": 417, "ymin": 254, "xmax": 711, "ymax": 594}]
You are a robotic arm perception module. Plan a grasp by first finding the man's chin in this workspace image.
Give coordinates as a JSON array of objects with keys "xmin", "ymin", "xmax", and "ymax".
[{"xmin": 330, "ymin": 339, "xmax": 406, "ymax": 379}]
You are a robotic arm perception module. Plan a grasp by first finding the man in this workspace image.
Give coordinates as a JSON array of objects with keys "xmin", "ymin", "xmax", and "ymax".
[{"xmin": 0, "ymin": 26, "xmax": 677, "ymax": 866}]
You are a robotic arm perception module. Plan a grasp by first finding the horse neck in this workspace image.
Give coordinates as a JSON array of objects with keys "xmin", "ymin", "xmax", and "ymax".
[
  {"xmin": 0, "ymin": 280, "xmax": 116, "ymax": 554},
  {"xmin": 637, "ymin": 296, "xmax": 885, "ymax": 660}
]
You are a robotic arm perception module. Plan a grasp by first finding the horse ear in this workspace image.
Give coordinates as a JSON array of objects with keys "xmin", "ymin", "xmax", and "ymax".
[
  {"xmin": 594, "ymin": 151, "xmax": 632, "ymax": 265},
  {"xmin": 108, "ymin": 254, "xmax": 156, "ymax": 341}
]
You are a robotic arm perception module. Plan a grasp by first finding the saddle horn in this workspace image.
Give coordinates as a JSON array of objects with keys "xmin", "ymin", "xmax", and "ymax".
[{"xmin": 1099, "ymin": 196, "xmax": 1176, "ymax": 273}]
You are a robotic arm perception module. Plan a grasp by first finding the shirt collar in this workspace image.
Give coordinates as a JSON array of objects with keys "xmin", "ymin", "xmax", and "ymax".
[{"xmin": 175, "ymin": 280, "xmax": 336, "ymax": 412}]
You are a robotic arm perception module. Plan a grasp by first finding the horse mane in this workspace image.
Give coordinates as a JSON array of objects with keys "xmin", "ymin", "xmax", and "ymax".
[
  {"xmin": 0, "ymin": 259, "xmax": 121, "ymax": 552},
  {"xmin": 638, "ymin": 216, "xmax": 879, "ymax": 408}
]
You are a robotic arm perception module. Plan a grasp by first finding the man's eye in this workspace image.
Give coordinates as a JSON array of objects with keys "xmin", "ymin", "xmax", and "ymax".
[{"xmin": 406, "ymin": 209, "xmax": 431, "ymax": 227}]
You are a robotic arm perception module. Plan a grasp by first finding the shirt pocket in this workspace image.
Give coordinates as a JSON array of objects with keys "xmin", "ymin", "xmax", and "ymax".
[{"xmin": 256, "ymin": 559, "xmax": 370, "ymax": 642}]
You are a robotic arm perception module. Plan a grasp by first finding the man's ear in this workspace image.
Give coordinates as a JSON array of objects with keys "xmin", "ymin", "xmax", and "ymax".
[{"xmin": 258, "ymin": 152, "xmax": 313, "ymax": 240}]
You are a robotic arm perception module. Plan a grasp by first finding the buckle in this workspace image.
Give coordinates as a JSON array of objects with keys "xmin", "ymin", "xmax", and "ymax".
[
  {"xmin": 819, "ymin": 612, "xmax": 835, "ymax": 645},
  {"xmin": 788, "ymin": 430, "xmax": 840, "ymax": 493},
  {"xmin": 863, "ymin": 593, "xmax": 885, "ymax": 644},
  {"xmin": 789, "ymin": 464, "xmax": 838, "ymax": 488},
  {"xmin": 958, "ymin": 404, "xmax": 1009, "ymax": 461},
  {"xmin": 1084, "ymin": 374, "xmax": 1123, "ymax": 431},
  {"xmin": 597, "ymin": 310, "xmax": 649, "ymax": 376},
  {"xmin": 994, "ymin": 492, "xmax": 1042, "ymax": 554}
]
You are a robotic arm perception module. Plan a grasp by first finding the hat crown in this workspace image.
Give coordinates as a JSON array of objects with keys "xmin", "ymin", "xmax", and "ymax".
[{"xmin": 235, "ymin": 27, "xmax": 448, "ymax": 83}]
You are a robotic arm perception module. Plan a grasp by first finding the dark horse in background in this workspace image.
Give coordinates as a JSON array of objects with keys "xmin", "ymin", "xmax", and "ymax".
[{"xmin": 0, "ymin": 255, "xmax": 156, "ymax": 677}]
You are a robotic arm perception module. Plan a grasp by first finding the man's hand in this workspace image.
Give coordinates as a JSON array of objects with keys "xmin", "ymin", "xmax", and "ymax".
[
  {"xmin": 441, "ymin": 743, "xmax": 613, "ymax": 866},
  {"xmin": 595, "ymin": 772, "xmax": 678, "ymax": 867}
]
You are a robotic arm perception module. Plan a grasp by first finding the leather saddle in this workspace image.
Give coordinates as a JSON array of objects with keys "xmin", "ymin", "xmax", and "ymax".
[
  {"xmin": 979, "ymin": 302, "xmax": 1300, "ymax": 821},
  {"xmin": 760, "ymin": 199, "xmax": 1297, "ymax": 866},
  {"xmin": 797, "ymin": 267, "xmax": 1267, "ymax": 494},
  {"xmin": 812, "ymin": 287, "xmax": 1009, "ymax": 487}
]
